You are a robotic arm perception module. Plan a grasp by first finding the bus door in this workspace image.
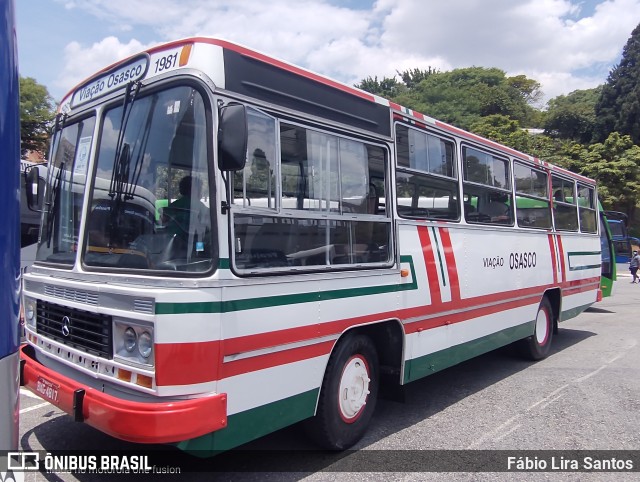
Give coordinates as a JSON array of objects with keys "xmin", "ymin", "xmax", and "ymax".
[{"xmin": 599, "ymin": 208, "xmax": 616, "ymax": 298}]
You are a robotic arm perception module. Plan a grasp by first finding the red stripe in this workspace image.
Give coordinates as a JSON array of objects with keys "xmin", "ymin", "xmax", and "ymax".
[
  {"xmin": 548, "ymin": 234, "xmax": 558, "ymax": 285},
  {"xmin": 221, "ymin": 277, "xmax": 601, "ymax": 357},
  {"xmin": 562, "ymin": 281, "xmax": 600, "ymax": 295},
  {"xmin": 556, "ymin": 235, "xmax": 566, "ymax": 283},
  {"xmin": 156, "ymin": 277, "xmax": 601, "ymax": 384},
  {"xmin": 439, "ymin": 227, "xmax": 461, "ymax": 302},
  {"xmin": 417, "ymin": 226, "xmax": 442, "ymax": 305},
  {"xmin": 155, "ymin": 341, "xmax": 220, "ymax": 386},
  {"xmin": 220, "ymin": 340, "xmax": 334, "ymax": 379},
  {"xmin": 405, "ymin": 293, "xmax": 541, "ymax": 335}
]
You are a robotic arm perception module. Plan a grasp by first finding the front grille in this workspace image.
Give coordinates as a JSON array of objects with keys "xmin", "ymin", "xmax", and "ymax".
[
  {"xmin": 43, "ymin": 285, "xmax": 99, "ymax": 306},
  {"xmin": 36, "ymin": 300, "xmax": 113, "ymax": 358}
]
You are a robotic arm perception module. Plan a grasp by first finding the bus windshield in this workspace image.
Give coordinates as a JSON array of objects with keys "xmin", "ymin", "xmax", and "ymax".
[
  {"xmin": 36, "ymin": 116, "xmax": 96, "ymax": 265},
  {"xmin": 37, "ymin": 84, "xmax": 215, "ymax": 273},
  {"xmin": 84, "ymin": 84, "xmax": 214, "ymax": 273}
]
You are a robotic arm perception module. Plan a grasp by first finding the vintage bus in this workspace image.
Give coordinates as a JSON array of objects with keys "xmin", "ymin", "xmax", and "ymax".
[
  {"xmin": 21, "ymin": 37, "xmax": 613, "ymax": 453},
  {"xmin": 0, "ymin": 0, "xmax": 20, "ymax": 451}
]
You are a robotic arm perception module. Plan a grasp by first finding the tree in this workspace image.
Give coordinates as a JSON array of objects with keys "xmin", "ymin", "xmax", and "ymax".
[
  {"xmin": 354, "ymin": 75, "xmax": 402, "ymax": 98},
  {"xmin": 20, "ymin": 76, "xmax": 55, "ymax": 154},
  {"xmin": 544, "ymin": 88, "xmax": 600, "ymax": 143},
  {"xmin": 397, "ymin": 67, "xmax": 438, "ymax": 89},
  {"xmin": 594, "ymin": 23, "xmax": 640, "ymax": 143},
  {"xmin": 507, "ymin": 75, "xmax": 543, "ymax": 106},
  {"xmin": 579, "ymin": 133, "xmax": 640, "ymax": 219},
  {"xmin": 469, "ymin": 114, "xmax": 532, "ymax": 152},
  {"xmin": 390, "ymin": 67, "xmax": 541, "ymax": 130}
]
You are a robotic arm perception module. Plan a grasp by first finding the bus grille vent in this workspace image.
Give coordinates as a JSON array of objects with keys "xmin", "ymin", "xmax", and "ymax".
[
  {"xmin": 133, "ymin": 299, "xmax": 154, "ymax": 314},
  {"xmin": 43, "ymin": 285, "xmax": 99, "ymax": 306},
  {"xmin": 36, "ymin": 300, "xmax": 112, "ymax": 359}
]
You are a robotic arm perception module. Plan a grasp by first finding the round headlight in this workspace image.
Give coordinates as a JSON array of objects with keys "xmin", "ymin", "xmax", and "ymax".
[
  {"xmin": 25, "ymin": 302, "xmax": 35, "ymax": 321},
  {"xmin": 124, "ymin": 327, "xmax": 137, "ymax": 353},
  {"xmin": 138, "ymin": 331, "xmax": 152, "ymax": 359}
]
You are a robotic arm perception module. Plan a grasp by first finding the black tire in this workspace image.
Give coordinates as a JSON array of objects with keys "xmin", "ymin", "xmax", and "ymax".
[
  {"xmin": 304, "ymin": 333, "xmax": 379, "ymax": 450},
  {"xmin": 519, "ymin": 297, "xmax": 554, "ymax": 360}
]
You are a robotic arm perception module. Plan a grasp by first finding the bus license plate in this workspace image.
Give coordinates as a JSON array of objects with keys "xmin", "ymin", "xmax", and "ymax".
[{"xmin": 35, "ymin": 376, "xmax": 59, "ymax": 403}]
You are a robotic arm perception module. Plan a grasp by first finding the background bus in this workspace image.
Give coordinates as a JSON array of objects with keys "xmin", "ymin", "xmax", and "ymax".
[
  {"xmin": 604, "ymin": 210, "xmax": 638, "ymax": 263},
  {"xmin": 0, "ymin": 0, "xmax": 20, "ymax": 451}
]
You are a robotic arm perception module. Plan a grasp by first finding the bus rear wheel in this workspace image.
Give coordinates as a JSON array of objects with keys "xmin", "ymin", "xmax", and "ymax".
[
  {"xmin": 305, "ymin": 333, "xmax": 379, "ymax": 450},
  {"xmin": 519, "ymin": 297, "xmax": 554, "ymax": 360}
]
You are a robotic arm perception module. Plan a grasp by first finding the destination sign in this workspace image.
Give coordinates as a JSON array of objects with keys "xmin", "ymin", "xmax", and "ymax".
[{"xmin": 71, "ymin": 54, "xmax": 149, "ymax": 108}]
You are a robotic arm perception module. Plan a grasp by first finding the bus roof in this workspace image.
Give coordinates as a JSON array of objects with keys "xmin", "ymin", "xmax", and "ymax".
[{"xmin": 60, "ymin": 36, "xmax": 596, "ymax": 186}]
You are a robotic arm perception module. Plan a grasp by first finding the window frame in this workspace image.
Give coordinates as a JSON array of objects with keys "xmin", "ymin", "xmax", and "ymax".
[
  {"xmin": 551, "ymin": 174, "xmax": 579, "ymax": 232},
  {"xmin": 461, "ymin": 144, "xmax": 514, "ymax": 227},
  {"xmin": 577, "ymin": 182, "xmax": 598, "ymax": 234},
  {"xmin": 230, "ymin": 107, "xmax": 394, "ymax": 276},
  {"xmin": 394, "ymin": 122, "xmax": 460, "ymax": 222},
  {"xmin": 513, "ymin": 160, "xmax": 552, "ymax": 230}
]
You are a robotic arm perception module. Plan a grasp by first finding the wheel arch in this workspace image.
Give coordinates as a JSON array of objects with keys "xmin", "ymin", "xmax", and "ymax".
[
  {"xmin": 313, "ymin": 318, "xmax": 405, "ymax": 412},
  {"xmin": 542, "ymin": 288, "xmax": 561, "ymax": 333}
]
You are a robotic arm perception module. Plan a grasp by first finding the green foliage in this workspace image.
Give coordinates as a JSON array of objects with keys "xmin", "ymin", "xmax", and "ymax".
[
  {"xmin": 594, "ymin": 22, "xmax": 640, "ymax": 143},
  {"xmin": 544, "ymin": 88, "xmax": 600, "ymax": 143},
  {"xmin": 579, "ymin": 133, "xmax": 640, "ymax": 217},
  {"xmin": 389, "ymin": 67, "xmax": 541, "ymax": 131},
  {"xmin": 354, "ymin": 75, "xmax": 402, "ymax": 98},
  {"xmin": 397, "ymin": 67, "xmax": 439, "ymax": 89},
  {"xmin": 469, "ymin": 114, "xmax": 531, "ymax": 152},
  {"xmin": 20, "ymin": 76, "xmax": 55, "ymax": 154}
]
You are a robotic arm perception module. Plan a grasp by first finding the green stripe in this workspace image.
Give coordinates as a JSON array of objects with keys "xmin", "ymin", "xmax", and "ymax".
[
  {"xmin": 156, "ymin": 255, "xmax": 418, "ymax": 314},
  {"xmin": 568, "ymin": 250, "xmax": 601, "ymax": 256},
  {"xmin": 218, "ymin": 258, "xmax": 230, "ymax": 269},
  {"xmin": 431, "ymin": 226, "xmax": 447, "ymax": 287},
  {"xmin": 403, "ymin": 321, "xmax": 535, "ymax": 384},
  {"xmin": 176, "ymin": 388, "xmax": 319, "ymax": 454},
  {"xmin": 569, "ymin": 264, "xmax": 601, "ymax": 271},
  {"xmin": 567, "ymin": 250, "xmax": 601, "ymax": 271}
]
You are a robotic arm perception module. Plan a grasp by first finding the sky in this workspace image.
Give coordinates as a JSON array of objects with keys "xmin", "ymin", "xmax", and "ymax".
[{"xmin": 15, "ymin": 0, "xmax": 640, "ymax": 107}]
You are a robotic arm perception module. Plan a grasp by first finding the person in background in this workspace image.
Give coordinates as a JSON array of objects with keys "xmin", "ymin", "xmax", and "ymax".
[
  {"xmin": 165, "ymin": 176, "xmax": 208, "ymax": 233},
  {"xmin": 630, "ymin": 250, "xmax": 640, "ymax": 283}
]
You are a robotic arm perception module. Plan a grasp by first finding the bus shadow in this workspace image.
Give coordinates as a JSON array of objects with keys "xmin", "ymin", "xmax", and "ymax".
[
  {"xmin": 585, "ymin": 306, "xmax": 616, "ymax": 314},
  {"xmin": 23, "ymin": 327, "xmax": 596, "ymax": 481}
]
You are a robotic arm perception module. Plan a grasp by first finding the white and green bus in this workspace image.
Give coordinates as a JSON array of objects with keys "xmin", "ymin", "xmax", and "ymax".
[{"xmin": 21, "ymin": 37, "xmax": 613, "ymax": 453}]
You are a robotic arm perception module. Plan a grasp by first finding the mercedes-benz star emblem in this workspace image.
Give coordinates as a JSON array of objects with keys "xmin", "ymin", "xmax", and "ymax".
[{"xmin": 61, "ymin": 316, "xmax": 71, "ymax": 337}]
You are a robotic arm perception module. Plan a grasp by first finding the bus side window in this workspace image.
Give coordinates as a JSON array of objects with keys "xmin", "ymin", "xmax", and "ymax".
[
  {"xmin": 552, "ymin": 175, "xmax": 578, "ymax": 231},
  {"xmin": 395, "ymin": 124, "xmax": 459, "ymax": 221},
  {"xmin": 462, "ymin": 146, "xmax": 513, "ymax": 226}
]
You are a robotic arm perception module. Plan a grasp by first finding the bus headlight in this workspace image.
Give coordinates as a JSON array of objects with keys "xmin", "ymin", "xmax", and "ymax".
[
  {"xmin": 124, "ymin": 327, "xmax": 137, "ymax": 353},
  {"xmin": 24, "ymin": 298, "xmax": 36, "ymax": 328},
  {"xmin": 114, "ymin": 320, "xmax": 154, "ymax": 367},
  {"xmin": 138, "ymin": 331, "xmax": 152, "ymax": 359}
]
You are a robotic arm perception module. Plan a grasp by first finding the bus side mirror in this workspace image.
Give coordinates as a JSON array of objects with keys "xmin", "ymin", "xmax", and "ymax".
[
  {"xmin": 24, "ymin": 166, "xmax": 42, "ymax": 211},
  {"xmin": 218, "ymin": 103, "xmax": 248, "ymax": 171}
]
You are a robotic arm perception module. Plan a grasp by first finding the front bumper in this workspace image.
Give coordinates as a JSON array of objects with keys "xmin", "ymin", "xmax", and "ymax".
[{"xmin": 20, "ymin": 344, "xmax": 227, "ymax": 444}]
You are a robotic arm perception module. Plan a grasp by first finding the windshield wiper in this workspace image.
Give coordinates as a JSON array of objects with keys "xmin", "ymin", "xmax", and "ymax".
[
  {"xmin": 109, "ymin": 81, "xmax": 140, "ymax": 200},
  {"xmin": 126, "ymin": 94, "xmax": 157, "ymax": 201},
  {"xmin": 44, "ymin": 113, "xmax": 67, "ymax": 247},
  {"xmin": 106, "ymin": 81, "xmax": 140, "ymax": 246}
]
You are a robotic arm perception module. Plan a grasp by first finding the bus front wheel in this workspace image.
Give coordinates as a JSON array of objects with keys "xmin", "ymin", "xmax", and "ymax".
[
  {"xmin": 305, "ymin": 333, "xmax": 379, "ymax": 450},
  {"xmin": 519, "ymin": 297, "xmax": 554, "ymax": 360}
]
